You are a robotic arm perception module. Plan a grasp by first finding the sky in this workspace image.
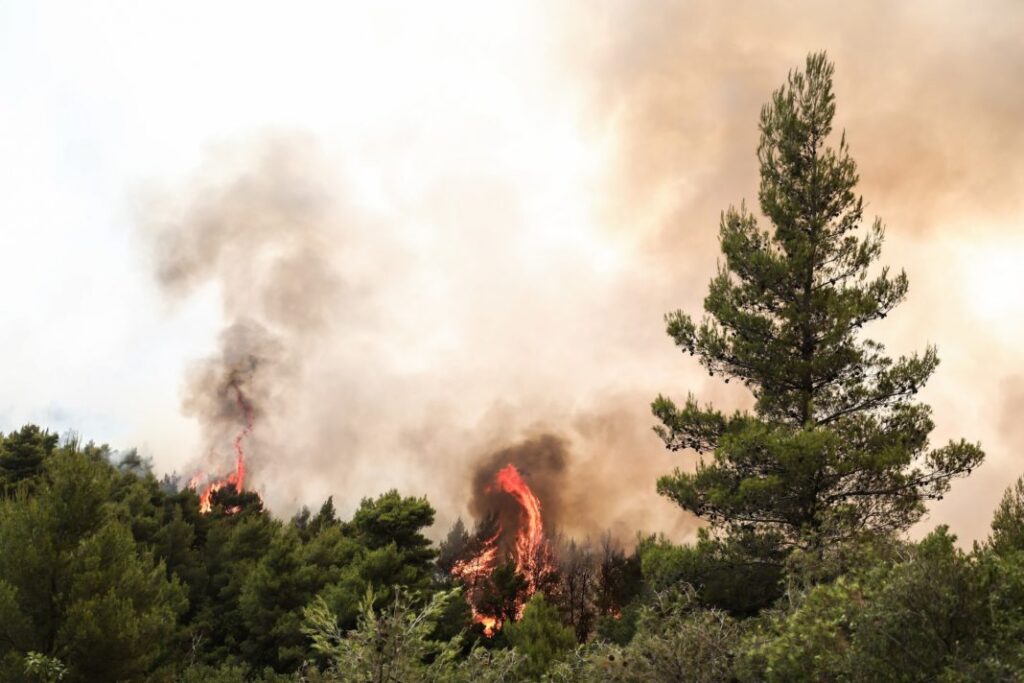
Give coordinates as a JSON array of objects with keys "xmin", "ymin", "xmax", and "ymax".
[{"xmin": 1, "ymin": 0, "xmax": 1023, "ymax": 544}]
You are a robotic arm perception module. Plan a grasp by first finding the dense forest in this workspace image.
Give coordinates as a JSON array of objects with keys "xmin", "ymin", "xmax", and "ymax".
[{"xmin": 2, "ymin": 53, "xmax": 1020, "ymax": 682}]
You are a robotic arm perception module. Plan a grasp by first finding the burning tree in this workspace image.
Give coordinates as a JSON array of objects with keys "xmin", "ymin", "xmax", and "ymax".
[
  {"xmin": 187, "ymin": 372, "xmax": 256, "ymax": 515},
  {"xmin": 179, "ymin": 322, "xmax": 283, "ymax": 517},
  {"xmin": 149, "ymin": 145, "xmax": 341, "ymax": 520},
  {"xmin": 448, "ymin": 464, "xmax": 558, "ymax": 636}
]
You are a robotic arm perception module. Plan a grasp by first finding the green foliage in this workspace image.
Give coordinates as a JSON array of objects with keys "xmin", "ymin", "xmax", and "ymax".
[
  {"xmin": 0, "ymin": 425, "xmax": 59, "ymax": 494},
  {"xmin": 187, "ymin": 509, "xmax": 280, "ymax": 664},
  {"xmin": 0, "ymin": 415, "xmax": 1010, "ymax": 682},
  {"xmin": 314, "ymin": 492, "xmax": 438, "ymax": 635},
  {"xmin": 593, "ymin": 603, "xmax": 639, "ymax": 646},
  {"xmin": 990, "ymin": 475, "xmax": 1024, "ymax": 555},
  {"xmin": 0, "ymin": 443, "xmax": 186, "ymax": 682},
  {"xmin": 653, "ymin": 52, "xmax": 983, "ymax": 555},
  {"xmin": 0, "ymin": 423, "xmax": 451, "ymax": 679},
  {"xmin": 350, "ymin": 490, "xmax": 436, "ymax": 570},
  {"xmin": 238, "ymin": 528, "xmax": 318, "ymax": 670},
  {"xmin": 640, "ymin": 530, "xmax": 783, "ymax": 615},
  {"xmin": 437, "ymin": 518, "xmax": 471, "ymax": 578},
  {"xmin": 303, "ymin": 587, "xmax": 463, "ymax": 683},
  {"xmin": 613, "ymin": 588, "xmax": 740, "ymax": 683},
  {"xmin": 505, "ymin": 593, "xmax": 576, "ymax": 679},
  {"xmin": 23, "ymin": 653, "xmax": 67, "ymax": 683},
  {"xmin": 550, "ymin": 588, "xmax": 741, "ymax": 683},
  {"xmin": 438, "ymin": 647, "xmax": 525, "ymax": 683},
  {"xmin": 738, "ymin": 528, "xmax": 1024, "ymax": 681},
  {"xmin": 175, "ymin": 663, "xmax": 298, "ymax": 682}
]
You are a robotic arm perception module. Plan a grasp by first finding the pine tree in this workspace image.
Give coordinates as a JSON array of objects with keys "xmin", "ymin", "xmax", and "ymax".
[
  {"xmin": 0, "ymin": 444, "xmax": 185, "ymax": 682},
  {"xmin": 504, "ymin": 593, "xmax": 576, "ymax": 679},
  {"xmin": 653, "ymin": 53, "xmax": 983, "ymax": 553},
  {"xmin": 0, "ymin": 425, "xmax": 58, "ymax": 494}
]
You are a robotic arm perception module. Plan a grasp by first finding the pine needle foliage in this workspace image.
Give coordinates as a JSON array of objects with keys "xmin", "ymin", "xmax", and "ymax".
[{"xmin": 653, "ymin": 52, "xmax": 983, "ymax": 552}]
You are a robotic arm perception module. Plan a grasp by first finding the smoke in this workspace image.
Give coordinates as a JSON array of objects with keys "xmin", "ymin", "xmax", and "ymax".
[
  {"xmin": 140, "ymin": 131, "xmax": 698, "ymax": 541},
  {"xmin": 137, "ymin": 1, "xmax": 1022, "ymax": 545},
  {"xmin": 553, "ymin": 0, "xmax": 1024, "ymax": 542},
  {"xmin": 469, "ymin": 407, "xmax": 712, "ymax": 546},
  {"xmin": 469, "ymin": 435, "xmax": 568, "ymax": 550},
  {"xmin": 144, "ymin": 137, "xmax": 345, "ymax": 497},
  {"xmin": 563, "ymin": 0, "xmax": 1024, "ymax": 245},
  {"xmin": 182, "ymin": 321, "xmax": 277, "ymax": 460}
]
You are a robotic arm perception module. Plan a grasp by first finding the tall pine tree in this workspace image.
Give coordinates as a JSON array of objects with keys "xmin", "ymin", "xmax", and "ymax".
[{"xmin": 653, "ymin": 53, "xmax": 983, "ymax": 553}]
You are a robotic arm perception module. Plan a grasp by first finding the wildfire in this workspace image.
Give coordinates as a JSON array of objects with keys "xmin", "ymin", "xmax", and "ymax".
[
  {"xmin": 477, "ymin": 616, "xmax": 499, "ymax": 638},
  {"xmin": 451, "ymin": 527, "xmax": 502, "ymax": 635},
  {"xmin": 451, "ymin": 463, "xmax": 554, "ymax": 636},
  {"xmin": 190, "ymin": 382, "xmax": 254, "ymax": 514},
  {"xmin": 494, "ymin": 464, "xmax": 546, "ymax": 598},
  {"xmin": 451, "ymin": 530, "xmax": 501, "ymax": 584}
]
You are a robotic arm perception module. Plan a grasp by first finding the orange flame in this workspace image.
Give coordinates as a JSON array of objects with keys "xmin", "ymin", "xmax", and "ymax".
[
  {"xmin": 450, "ymin": 463, "xmax": 553, "ymax": 635},
  {"xmin": 451, "ymin": 530, "xmax": 501, "ymax": 585},
  {"xmin": 451, "ymin": 528, "xmax": 503, "ymax": 635},
  {"xmin": 190, "ymin": 382, "xmax": 253, "ymax": 514},
  {"xmin": 493, "ymin": 464, "xmax": 547, "ymax": 602},
  {"xmin": 477, "ymin": 616, "xmax": 499, "ymax": 638}
]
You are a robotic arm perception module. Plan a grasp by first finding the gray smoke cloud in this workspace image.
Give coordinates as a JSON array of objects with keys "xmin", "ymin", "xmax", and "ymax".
[
  {"xmin": 144, "ymin": 137, "xmax": 344, "ymax": 498},
  {"xmin": 555, "ymin": 0, "xmax": 1024, "ymax": 542},
  {"xmin": 142, "ymin": 133, "xmax": 696, "ymax": 542},
  {"xmin": 140, "ymin": 1, "xmax": 1022, "ymax": 545},
  {"xmin": 469, "ymin": 434, "xmax": 569, "ymax": 552}
]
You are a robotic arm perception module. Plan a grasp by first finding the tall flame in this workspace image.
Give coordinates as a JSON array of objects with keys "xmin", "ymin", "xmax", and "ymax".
[
  {"xmin": 450, "ymin": 463, "xmax": 553, "ymax": 635},
  {"xmin": 191, "ymin": 382, "xmax": 253, "ymax": 514},
  {"xmin": 494, "ymin": 464, "xmax": 546, "ymax": 598}
]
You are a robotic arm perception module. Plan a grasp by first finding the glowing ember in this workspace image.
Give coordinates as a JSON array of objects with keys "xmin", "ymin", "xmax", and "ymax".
[
  {"xmin": 190, "ymin": 382, "xmax": 253, "ymax": 514},
  {"xmin": 450, "ymin": 463, "xmax": 554, "ymax": 635},
  {"xmin": 477, "ymin": 616, "xmax": 499, "ymax": 638}
]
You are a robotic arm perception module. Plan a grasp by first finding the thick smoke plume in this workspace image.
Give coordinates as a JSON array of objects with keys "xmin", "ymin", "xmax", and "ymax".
[
  {"xmin": 469, "ymin": 435, "xmax": 568, "ymax": 552},
  {"xmin": 138, "ymin": 0, "xmax": 1024, "ymax": 545},
  {"xmin": 143, "ymin": 135, "xmax": 694, "ymax": 541},
  {"xmin": 146, "ymin": 138, "xmax": 340, "ymax": 502},
  {"xmin": 182, "ymin": 323, "xmax": 280, "ymax": 456}
]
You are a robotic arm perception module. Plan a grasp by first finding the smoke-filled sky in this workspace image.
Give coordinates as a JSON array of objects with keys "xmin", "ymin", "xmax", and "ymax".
[{"xmin": 2, "ymin": 1, "xmax": 1023, "ymax": 544}]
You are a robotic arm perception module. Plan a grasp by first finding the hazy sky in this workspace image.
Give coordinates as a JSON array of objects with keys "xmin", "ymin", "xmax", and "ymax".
[{"xmin": 2, "ymin": 1, "xmax": 1022, "ymax": 544}]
